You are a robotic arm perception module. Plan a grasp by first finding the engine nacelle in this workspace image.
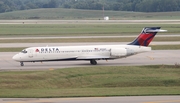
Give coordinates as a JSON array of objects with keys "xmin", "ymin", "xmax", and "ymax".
[{"xmin": 111, "ymin": 48, "xmax": 134, "ymax": 57}]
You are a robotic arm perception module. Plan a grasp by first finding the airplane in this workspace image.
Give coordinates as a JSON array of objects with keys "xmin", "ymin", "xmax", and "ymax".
[{"xmin": 12, "ymin": 27, "xmax": 167, "ymax": 66}]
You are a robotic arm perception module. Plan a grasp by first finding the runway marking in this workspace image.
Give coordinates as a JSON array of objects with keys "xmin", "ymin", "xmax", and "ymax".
[{"xmin": 147, "ymin": 56, "xmax": 154, "ymax": 60}]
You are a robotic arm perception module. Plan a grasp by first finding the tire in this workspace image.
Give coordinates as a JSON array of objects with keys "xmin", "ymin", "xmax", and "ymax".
[
  {"xmin": 20, "ymin": 62, "xmax": 24, "ymax": 66},
  {"xmin": 90, "ymin": 60, "xmax": 97, "ymax": 65}
]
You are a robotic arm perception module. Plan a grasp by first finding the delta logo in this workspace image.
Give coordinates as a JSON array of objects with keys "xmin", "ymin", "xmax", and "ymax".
[
  {"xmin": 35, "ymin": 48, "xmax": 60, "ymax": 53},
  {"xmin": 35, "ymin": 49, "xmax": 40, "ymax": 52}
]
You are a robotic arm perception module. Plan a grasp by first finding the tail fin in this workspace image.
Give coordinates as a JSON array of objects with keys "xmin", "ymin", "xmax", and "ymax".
[{"xmin": 128, "ymin": 27, "xmax": 167, "ymax": 46}]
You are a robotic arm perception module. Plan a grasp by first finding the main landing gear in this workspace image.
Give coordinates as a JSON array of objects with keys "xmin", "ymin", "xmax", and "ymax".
[
  {"xmin": 90, "ymin": 59, "xmax": 97, "ymax": 65},
  {"xmin": 20, "ymin": 62, "xmax": 24, "ymax": 66}
]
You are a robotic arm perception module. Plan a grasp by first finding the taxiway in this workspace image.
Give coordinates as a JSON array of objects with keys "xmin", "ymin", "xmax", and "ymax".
[
  {"xmin": 0, "ymin": 96, "xmax": 180, "ymax": 103},
  {"xmin": 0, "ymin": 50, "xmax": 179, "ymax": 70}
]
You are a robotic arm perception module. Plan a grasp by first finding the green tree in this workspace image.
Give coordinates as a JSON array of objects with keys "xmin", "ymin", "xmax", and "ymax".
[
  {"xmin": 48, "ymin": 0, "xmax": 59, "ymax": 8},
  {"xmin": 0, "ymin": 0, "xmax": 180, "ymax": 13},
  {"xmin": 112, "ymin": 3, "xmax": 123, "ymax": 11}
]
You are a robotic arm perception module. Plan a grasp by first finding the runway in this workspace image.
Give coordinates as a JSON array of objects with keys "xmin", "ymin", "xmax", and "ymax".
[
  {"xmin": 0, "ymin": 50, "xmax": 179, "ymax": 70},
  {"xmin": 0, "ymin": 20, "xmax": 180, "ymax": 24},
  {"xmin": 0, "ymin": 96, "xmax": 180, "ymax": 103},
  {"xmin": 1, "ymin": 42, "xmax": 180, "ymax": 48}
]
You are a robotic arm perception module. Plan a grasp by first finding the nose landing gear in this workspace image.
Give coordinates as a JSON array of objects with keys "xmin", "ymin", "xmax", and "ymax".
[{"xmin": 20, "ymin": 62, "xmax": 24, "ymax": 66}]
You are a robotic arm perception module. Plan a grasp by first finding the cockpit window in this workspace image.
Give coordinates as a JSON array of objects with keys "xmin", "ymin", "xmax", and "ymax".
[{"xmin": 21, "ymin": 49, "xmax": 27, "ymax": 53}]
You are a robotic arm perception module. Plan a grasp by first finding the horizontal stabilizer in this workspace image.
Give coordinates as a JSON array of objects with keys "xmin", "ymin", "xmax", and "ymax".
[{"xmin": 145, "ymin": 29, "xmax": 167, "ymax": 33}]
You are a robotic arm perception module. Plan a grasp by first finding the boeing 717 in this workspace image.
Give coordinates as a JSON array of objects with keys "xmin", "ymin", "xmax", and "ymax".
[{"xmin": 12, "ymin": 27, "xmax": 167, "ymax": 66}]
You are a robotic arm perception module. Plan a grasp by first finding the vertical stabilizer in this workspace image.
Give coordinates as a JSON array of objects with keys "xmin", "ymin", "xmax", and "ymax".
[{"xmin": 128, "ymin": 27, "xmax": 167, "ymax": 46}]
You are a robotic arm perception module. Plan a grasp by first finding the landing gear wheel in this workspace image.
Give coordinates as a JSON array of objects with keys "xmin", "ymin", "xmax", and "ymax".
[
  {"xmin": 20, "ymin": 62, "xmax": 24, "ymax": 66},
  {"xmin": 90, "ymin": 60, "xmax": 97, "ymax": 65}
]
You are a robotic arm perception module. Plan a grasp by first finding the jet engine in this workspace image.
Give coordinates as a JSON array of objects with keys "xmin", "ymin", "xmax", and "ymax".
[{"xmin": 110, "ymin": 48, "xmax": 134, "ymax": 57}]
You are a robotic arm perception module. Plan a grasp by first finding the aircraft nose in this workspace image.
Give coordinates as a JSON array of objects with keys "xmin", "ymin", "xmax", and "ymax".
[{"xmin": 12, "ymin": 54, "xmax": 21, "ymax": 61}]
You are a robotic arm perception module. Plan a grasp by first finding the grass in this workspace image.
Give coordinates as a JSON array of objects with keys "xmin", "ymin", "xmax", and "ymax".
[
  {"xmin": 0, "ymin": 24, "xmax": 180, "ymax": 37},
  {"xmin": 0, "ymin": 87, "xmax": 179, "ymax": 98},
  {"xmin": 0, "ymin": 8, "xmax": 180, "ymax": 20},
  {"xmin": 0, "ymin": 47, "xmax": 23, "ymax": 52},
  {"xmin": 151, "ymin": 45, "xmax": 180, "ymax": 50},
  {"xmin": 0, "ymin": 65, "xmax": 179, "ymax": 97}
]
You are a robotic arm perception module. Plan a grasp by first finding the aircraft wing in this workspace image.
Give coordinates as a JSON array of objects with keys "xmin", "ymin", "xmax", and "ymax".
[{"xmin": 77, "ymin": 56, "xmax": 110, "ymax": 60}]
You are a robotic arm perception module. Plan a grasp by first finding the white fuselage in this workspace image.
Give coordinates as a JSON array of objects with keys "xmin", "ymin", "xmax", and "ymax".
[{"xmin": 12, "ymin": 45, "xmax": 151, "ymax": 62}]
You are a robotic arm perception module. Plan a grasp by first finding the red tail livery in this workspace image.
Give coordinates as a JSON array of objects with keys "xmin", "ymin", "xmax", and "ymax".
[{"xmin": 128, "ymin": 27, "xmax": 166, "ymax": 46}]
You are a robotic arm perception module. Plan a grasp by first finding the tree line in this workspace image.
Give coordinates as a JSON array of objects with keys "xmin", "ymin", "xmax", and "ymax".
[{"xmin": 0, "ymin": 0, "xmax": 180, "ymax": 13}]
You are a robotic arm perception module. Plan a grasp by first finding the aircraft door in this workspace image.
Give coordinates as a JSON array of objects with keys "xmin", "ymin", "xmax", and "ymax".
[{"xmin": 28, "ymin": 49, "xmax": 33, "ymax": 58}]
